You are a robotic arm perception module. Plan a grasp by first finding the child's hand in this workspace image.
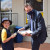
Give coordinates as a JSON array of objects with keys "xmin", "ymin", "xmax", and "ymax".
[
  {"xmin": 11, "ymin": 33, "xmax": 16, "ymax": 39},
  {"xmin": 11, "ymin": 35, "xmax": 16, "ymax": 39}
]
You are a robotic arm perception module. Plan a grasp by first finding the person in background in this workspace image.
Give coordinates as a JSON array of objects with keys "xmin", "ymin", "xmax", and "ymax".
[
  {"xmin": 1, "ymin": 18, "xmax": 16, "ymax": 50},
  {"xmin": 18, "ymin": 2, "xmax": 47, "ymax": 50}
]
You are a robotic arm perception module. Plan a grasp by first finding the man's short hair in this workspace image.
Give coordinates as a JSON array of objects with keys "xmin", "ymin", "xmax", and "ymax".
[
  {"xmin": 25, "ymin": 2, "xmax": 34, "ymax": 9},
  {"xmin": 25, "ymin": 1, "xmax": 38, "ymax": 9}
]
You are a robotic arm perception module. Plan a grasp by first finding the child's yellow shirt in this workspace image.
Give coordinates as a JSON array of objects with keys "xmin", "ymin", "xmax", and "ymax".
[{"xmin": 1, "ymin": 29, "xmax": 7, "ymax": 41}]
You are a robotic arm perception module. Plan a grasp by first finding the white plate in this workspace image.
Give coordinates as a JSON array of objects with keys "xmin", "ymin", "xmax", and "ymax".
[{"xmin": 18, "ymin": 30, "xmax": 33, "ymax": 34}]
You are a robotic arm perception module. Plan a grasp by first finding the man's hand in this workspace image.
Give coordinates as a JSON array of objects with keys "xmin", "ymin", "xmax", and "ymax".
[
  {"xmin": 18, "ymin": 28, "xmax": 25, "ymax": 31},
  {"xmin": 21, "ymin": 33, "xmax": 27, "ymax": 36},
  {"xmin": 18, "ymin": 28, "xmax": 32, "ymax": 36},
  {"xmin": 25, "ymin": 32, "xmax": 32, "ymax": 36},
  {"xmin": 21, "ymin": 32, "xmax": 32, "ymax": 36}
]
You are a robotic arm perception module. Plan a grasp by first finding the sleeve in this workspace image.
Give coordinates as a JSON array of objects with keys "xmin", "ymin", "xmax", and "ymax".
[
  {"xmin": 31, "ymin": 13, "xmax": 45, "ymax": 36},
  {"xmin": 1, "ymin": 29, "xmax": 7, "ymax": 41},
  {"xmin": 24, "ymin": 24, "xmax": 30, "ymax": 30},
  {"xmin": 24, "ymin": 21, "xmax": 31, "ymax": 30},
  {"xmin": 24, "ymin": 15, "xmax": 31, "ymax": 30}
]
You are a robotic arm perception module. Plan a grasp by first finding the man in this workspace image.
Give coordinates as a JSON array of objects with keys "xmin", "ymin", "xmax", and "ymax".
[{"xmin": 18, "ymin": 2, "xmax": 47, "ymax": 50}]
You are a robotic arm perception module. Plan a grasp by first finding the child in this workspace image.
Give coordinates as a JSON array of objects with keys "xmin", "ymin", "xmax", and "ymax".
[{"xmin": 1, "ymin": 18, "xmax": 16, "ymax": 50}]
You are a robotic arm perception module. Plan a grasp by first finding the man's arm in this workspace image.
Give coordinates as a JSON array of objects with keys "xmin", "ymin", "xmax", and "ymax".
[
  {"xmin": 18, "ymin": 23, "xmax": 30, "ymax": 36},
  {"xmin": 18, "ymin": 22, "xmax": 30, "ymax": 31},
  {"xmin": 24, "ymin": 23, "xmax": 30, "ymax": 30},
  {"xmin": 31, "ymin": 13, "xmax": 45, "ymax": 36}
]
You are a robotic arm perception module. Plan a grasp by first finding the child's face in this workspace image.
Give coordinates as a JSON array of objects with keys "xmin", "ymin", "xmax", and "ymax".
[{"xmin": 2, "ymin": 21, "xmax": 10, "ymax": 29}]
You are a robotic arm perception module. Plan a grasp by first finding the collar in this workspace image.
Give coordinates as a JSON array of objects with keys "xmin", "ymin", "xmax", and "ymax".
[{"xmin": 27, "ymin": 9, "xmax": 34, "ymax": 15}]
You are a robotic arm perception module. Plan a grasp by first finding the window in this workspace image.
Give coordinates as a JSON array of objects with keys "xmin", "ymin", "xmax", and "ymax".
[{"xmin": 0, "ymin": 0, "xmax": 12, "ymax": 25}]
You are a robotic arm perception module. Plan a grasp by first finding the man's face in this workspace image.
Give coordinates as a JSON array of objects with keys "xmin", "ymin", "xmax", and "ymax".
[
  {"xmin": 2, "ymin": 21, "xmax": 10, "ymax": 29},
  {"xmin": 25, "ymin": 6, "xmax": 32, "ymax": 13}
]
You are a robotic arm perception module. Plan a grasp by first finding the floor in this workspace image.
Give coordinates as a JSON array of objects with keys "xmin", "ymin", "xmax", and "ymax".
[{"xmin": 0, "ymin": 42, "xmax": 50, "ymax": 50}]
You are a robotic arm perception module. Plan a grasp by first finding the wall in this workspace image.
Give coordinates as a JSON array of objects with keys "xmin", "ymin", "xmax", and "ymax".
[
  {"xmin": 48, "ymin": 0, "xmax": 50, "ymax": 25},
  {"xmin": 12, "ymin": 0, "xmax": 25, "ymax": 27},
  {"xmin": 43, "ymin": 0, "xmax": 50, "ymax": 43}
]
